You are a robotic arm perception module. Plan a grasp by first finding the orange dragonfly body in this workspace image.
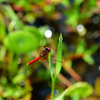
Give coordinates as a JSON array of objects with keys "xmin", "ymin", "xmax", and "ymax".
[{"xmin": 27, "ymin": 47, "xmax": 51, "ymax": 65}]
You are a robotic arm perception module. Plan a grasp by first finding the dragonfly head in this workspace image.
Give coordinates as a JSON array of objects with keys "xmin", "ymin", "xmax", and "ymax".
[{"xmin": 45, "ymin": 47, "xmax": 51, "ymax": 52}]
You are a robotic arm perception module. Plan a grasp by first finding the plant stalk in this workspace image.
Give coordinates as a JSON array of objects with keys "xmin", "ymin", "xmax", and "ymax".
[
  {"xmin": 8, "ymin": 52, "xmax": 19, "ymax": 76},
  {"xmin": 51, "ymin": 78, "xmax": 56, "ymax": 99},
  {"xmin": 13, "ymin": 54, "xmax": 19, "ymax": 74},
  {"xmin": 8, "ymin": 52, "xmax": 14, "ymax": 77}
]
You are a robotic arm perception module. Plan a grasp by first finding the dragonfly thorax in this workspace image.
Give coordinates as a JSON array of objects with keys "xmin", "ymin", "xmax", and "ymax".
[{"xmin": 40, "ymin": 47, "xmax": 50, "ymax": 57}]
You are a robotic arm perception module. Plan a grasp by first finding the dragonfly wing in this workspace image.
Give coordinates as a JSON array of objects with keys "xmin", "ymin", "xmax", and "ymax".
[
  {"xmin": 39, "ymin": 54, "xmax": 48, "ymax": 62},
  {"xmin": 39, "ymin": 46, "xmax": 44, "ymax": 55},
  {"xmin": 39, "ymin": 57, "xmax": 48, "ymax": 62}
]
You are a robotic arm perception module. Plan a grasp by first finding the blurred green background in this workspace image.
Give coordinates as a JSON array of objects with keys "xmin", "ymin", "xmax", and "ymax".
[{"xmin": 0, "ymin": 0, "xmax": 100, "ymax": 100}]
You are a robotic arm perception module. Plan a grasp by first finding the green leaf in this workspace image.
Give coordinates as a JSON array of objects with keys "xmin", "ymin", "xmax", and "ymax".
[
  {"xmin": 8, "ymin": 21, "xmax": 16, "ymax": 32},
  {"xmin": 24, "ymin": 13, "xmax": 35, "ymax": 23},
  {"xmin": 65, "ymin": 9, "xmax": 79, "ymax": 27},
  {"xmin": 76, "ymin": 40, "xmax": 86, "ymax": 54},
  {"xmin": 48, "ymin": 53, "xmax": 53, "ymax": 78},
  {"xmin": 0, "ymin": 96, "xmax": 4, "ymax": 100},
  {"xmin": 86, "ymin": 45, "xmax": 98, "ymax": 54},
  {"xmin": 55, "ymin": 33, "xmax": 63, "ymax": 77},
  {"xmin": 0, "ymin": 14, "xmax": 6, "ymax": 41},
  {"xmin": 44, "ymin": 4, "xmax": 55, "ymax": 15},
  {"xmin": 0, "ymin": 46, "xmax": 6, "ymax": 62},
  {"xmin": 61, "ymin": 0, "xmax": 70, "ymax": 6},
  {"xmin": 13, "ymin": 89, "xmax": 23, "ymax": 99},
  {"xmin": 0, "ymin": 0, "xmax": 7, "ymax": 2},
  {"xmin": 6, "ymin": 5, "xmax": 24, "ymax": 29},
  {"xmin": 31, "ymin": 0, "xmax": 45, "ymax": 4},
  {"xmin": 72, "ymin": 93, "xmax": 80, "ymax": 100},
  {"xmin": 24, "ymin": 26, "xmax": 42, "ymax": 41},
  {"xmin": 14, "ymin": 0, "xmax": 28, "ymax": 6},
  {"xmin": 74, "ymin": 0, "xmax": 84, "ymax": 6},
  {"xmin": 66, "ymin": 82, "xmax": 93, "ymax": 98},
  {"xmin": 3, "ymin": 30, "xmax": 39, "ymax": 54},
  {"xmin": 83, "ymin": 54, "xmax": 94, "ymax": 65},
  {"xmin": 94, "ymin": 77, "xmax": 100, "ymax": 96},
  {"xmin": 0, "ymin": 76, "xmax": 8, "ymax": 85},
  {"xmin": 54, "ymin": 91, "xmax": 65, "ymax": 100},
  {"xmin": 3, "ymin": 88, "xmax": 15, "ymax": 97},
  {"xmin": 65, "ymin": 60, "xmax": 72, "ymax": 68},
  {"xmin": 12, "ymin": 74, "xmax": 25, "ymax": 84},
  {"xmin": 54, "ymin": 82, "xmax": 93, "ymax": 100},
  {"xmin": 3, "ymin": 87, "xmax": 23, "ymax": 98},
  {"xmin": 87, "ymin": 0, "xmax": 97, "ymax": 8}
]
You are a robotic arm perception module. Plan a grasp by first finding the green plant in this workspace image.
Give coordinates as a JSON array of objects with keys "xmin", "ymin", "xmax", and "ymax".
[
  {"xmin": 0, "ymin": 0, "xmax": 99, "ymax": 99},
  {"xmin": 54, "ymin": 82, "xmax": 93, "ymax": 100},
  {"xmin": 48, "ymin": 33, "xmax": 63, "ymax": 99}
]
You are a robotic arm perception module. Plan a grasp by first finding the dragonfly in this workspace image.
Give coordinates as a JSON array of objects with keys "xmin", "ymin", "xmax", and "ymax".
[{"xmin": 27, "ymin": 46, "xmax": 51, "ymax": 65}]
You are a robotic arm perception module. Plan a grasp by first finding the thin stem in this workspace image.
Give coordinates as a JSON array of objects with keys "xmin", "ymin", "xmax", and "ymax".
[
  {"xmin": 8, "ymin": 52, "xmax": 19, "ymax": 76},
  {"xmin": 13, "ymin": 54, "xmax": 19, "ymax": 74},
  {"xmin": 8, "ymin": 52, "xmax": 14, "ymax": 77},
  {"xmin": 51, "ymin": 78, "xmax": 55, "ymax": 99}
]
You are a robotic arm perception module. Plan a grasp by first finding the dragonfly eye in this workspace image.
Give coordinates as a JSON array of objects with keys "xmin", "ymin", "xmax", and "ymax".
[{"xmin": 45, "ymin": 47, "xmax": 51, "ymax": 52}]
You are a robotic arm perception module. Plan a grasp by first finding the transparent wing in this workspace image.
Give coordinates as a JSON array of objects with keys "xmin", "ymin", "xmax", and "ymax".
[
  {"xmin": 39, "ymin": 46, "xmax": 44, "ymax": 55},
  {"xmin": 39, "ymin": 53, "xmax": 48, "ymax": 62},
  {"xmin": 39, "ymin": 35, "xmax": 45, "ymax": 55}
]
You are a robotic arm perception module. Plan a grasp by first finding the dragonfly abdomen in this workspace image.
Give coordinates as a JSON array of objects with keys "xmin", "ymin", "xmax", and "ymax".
[{"xmin": 27, "ymin": 56, "xmax": 40, "ymax": 65}]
